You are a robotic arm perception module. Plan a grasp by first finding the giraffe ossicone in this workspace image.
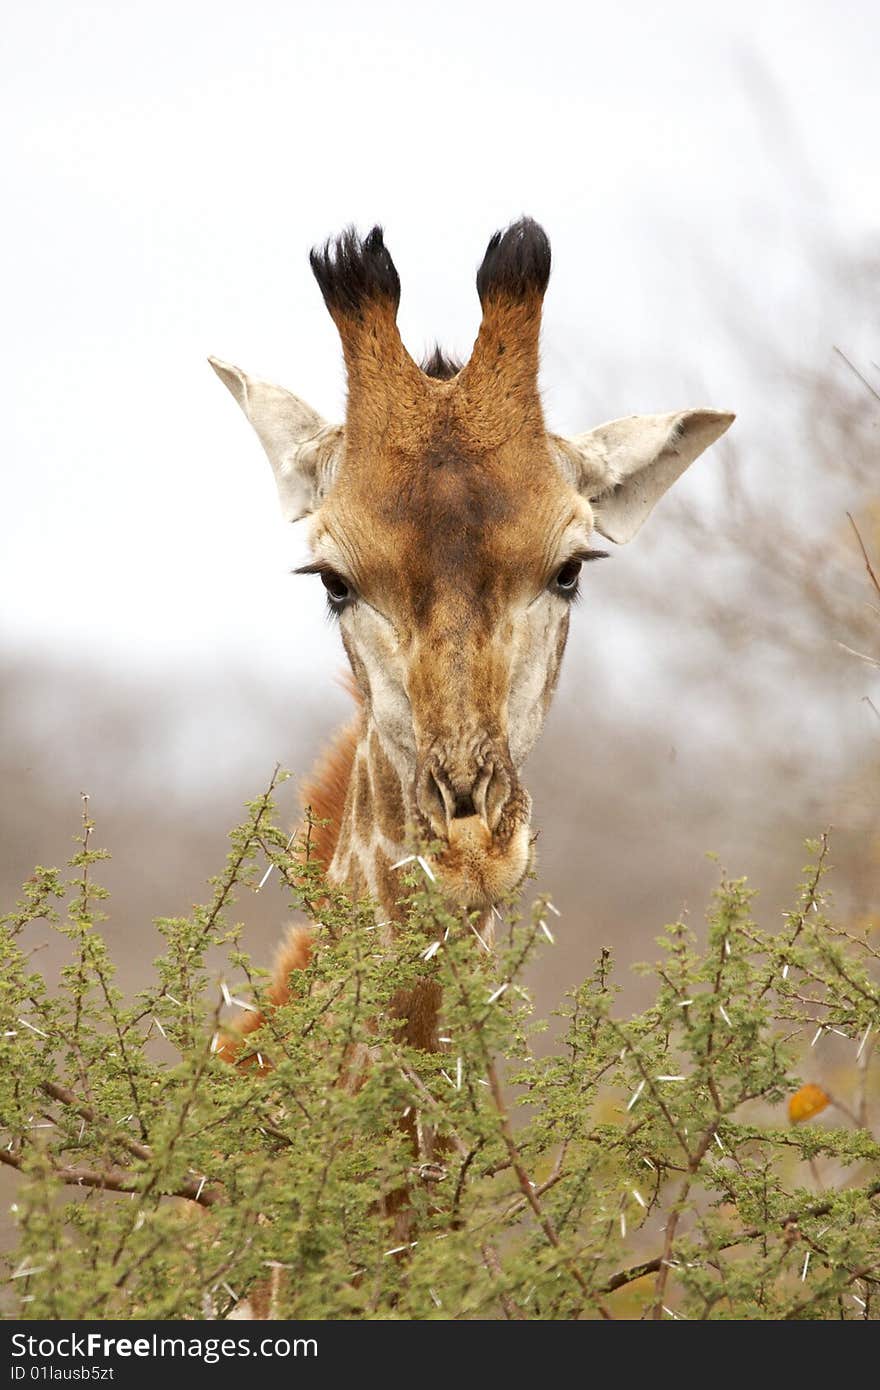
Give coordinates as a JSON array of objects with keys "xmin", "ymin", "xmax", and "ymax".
[{"xmin": 211, "ymin": 217, "xmax": 733, "ymax": 989}]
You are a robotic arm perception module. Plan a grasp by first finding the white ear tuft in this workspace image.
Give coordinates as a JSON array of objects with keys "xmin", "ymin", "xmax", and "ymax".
[
  {"xmin": 208, "ymin": 357, "xmax": 342, "ymax": 522},
  {"xmin": 556, "ymin": 408, "xmax": 734, "ymax": 544}
]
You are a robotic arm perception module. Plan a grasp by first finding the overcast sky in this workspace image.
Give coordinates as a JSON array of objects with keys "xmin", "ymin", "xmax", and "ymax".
[{"xmin": 3, "ymin": 0, "xmax": 878, "ymax": 705}]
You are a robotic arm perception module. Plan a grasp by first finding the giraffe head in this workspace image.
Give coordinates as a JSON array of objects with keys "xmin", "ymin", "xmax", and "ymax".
[{"xmin": 211, "ymin": 220, "xmax": 733, "ymax": 910}]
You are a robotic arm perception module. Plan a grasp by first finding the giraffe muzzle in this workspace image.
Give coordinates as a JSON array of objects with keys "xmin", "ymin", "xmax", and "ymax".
[{"xmin": 413, "ymin": 748, "xmax": 532, "ymax": 908}]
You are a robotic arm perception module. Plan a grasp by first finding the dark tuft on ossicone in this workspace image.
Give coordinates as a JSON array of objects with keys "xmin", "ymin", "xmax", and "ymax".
[
  {"xmin": 475, "ymin": 217, "xmax": 551, "ymax": 305},
  {"xmin": 421, "ymin": 346, "xmax": 463, "ymax": 380},
  {"xmin": 309, "ymin": 225, "xmax": 401, "ymax": 316}
]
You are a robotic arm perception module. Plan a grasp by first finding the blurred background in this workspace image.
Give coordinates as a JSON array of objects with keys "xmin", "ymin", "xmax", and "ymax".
[{"xmin": 2, "ymin": 0, "xmax": 878, "ymax": 1033}]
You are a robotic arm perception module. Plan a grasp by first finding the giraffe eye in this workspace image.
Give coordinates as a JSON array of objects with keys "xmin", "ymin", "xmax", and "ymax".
[
  {"xmin": 320, "ymin": 570, "xmax": 352, "ymax": 608},
  {"xmin": 551, "ymin": 559, "xmax": 582, "ymax": 597}
]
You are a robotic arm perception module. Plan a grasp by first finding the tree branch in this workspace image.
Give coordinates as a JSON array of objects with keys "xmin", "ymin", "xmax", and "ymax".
[{"xmin": 0, "ymin": 1146, "xmax": 222, "ymax": 1208}]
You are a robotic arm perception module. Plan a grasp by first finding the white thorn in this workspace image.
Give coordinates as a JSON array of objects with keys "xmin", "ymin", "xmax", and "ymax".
[
  {"xmin": 17, "ymin": 1018, "xmax": 49, "ymax": 1039},
  {"xmin": 626, "ymin": 1080, "xmax": 646, "ymax": 1112},
  {"xmin": 416, "ymin": 855, "xmax": 436, "ymax": 883},
  {"xmin": 468, "ymin": 920, "xmax": 491, "ymax": 953}
]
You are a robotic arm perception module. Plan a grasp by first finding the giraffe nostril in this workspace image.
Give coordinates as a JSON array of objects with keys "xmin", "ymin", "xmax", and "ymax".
[
  {"xmin": 419, "ymin": 757, "xmax": 514, "ymax": 836},
  {"xmin": 422, "ymin": 767, "xmax": 479, "ymax": 830},
  {"xmin": 422, "ymin": 768, "xmax": 448, "ymax": 834},
  {"xmin": 482, "ymin": 762, "xmax": 510, "ymax": 832}
]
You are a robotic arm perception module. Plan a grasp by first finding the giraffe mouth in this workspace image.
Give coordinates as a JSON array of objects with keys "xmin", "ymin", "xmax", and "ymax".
[
  {"xmin": 420, "ymin": 795, "xmax": 533, "ymax": 910},
  {"xmin": 411, "ymin": 751, "xmax": 533, "ymax": 909}
]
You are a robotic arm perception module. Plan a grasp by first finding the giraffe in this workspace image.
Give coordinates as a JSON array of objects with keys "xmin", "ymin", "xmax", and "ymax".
[{"xmin": 210, "ymin": 218, "xmax": 733, "ymax": 1060}]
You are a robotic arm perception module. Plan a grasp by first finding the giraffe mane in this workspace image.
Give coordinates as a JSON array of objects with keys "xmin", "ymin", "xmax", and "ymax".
[{"xmin": 299, "ymin": 677, "xmax": 364, "ymax": 873}]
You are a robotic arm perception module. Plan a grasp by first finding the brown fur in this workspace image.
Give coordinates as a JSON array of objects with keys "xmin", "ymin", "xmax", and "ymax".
[
  {"xmin": 368, "ymin": 730, "xmax": 405, "ymax": 842},
  {"xmin": 299, "ymin": 703, "xmax": 363, "ymax": 873},
  {"xmin": 372, "ymin": 845, "xmax": 407, "ymax": 924}
]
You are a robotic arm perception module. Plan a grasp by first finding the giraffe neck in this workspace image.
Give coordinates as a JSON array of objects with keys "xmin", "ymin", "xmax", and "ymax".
[
  {"xmin": 307, "ymin": 720, "xmax": 494, "ymax": 1051},
  {"xmin": 317, "ymin": 719, "xmax": 497, "ymax": 942},
  {"xmin": 324, "ymin": 724, "xmax": 436, "ymax": 1047},
  {"xmin": 325, "ymin": 724, "xmax": 414, "ymax": 921}
]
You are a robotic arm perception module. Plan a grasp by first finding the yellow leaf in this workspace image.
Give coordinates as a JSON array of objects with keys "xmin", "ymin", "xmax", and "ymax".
[{"xmin": 788, "ymin": 1082, "xmax": 830, "ymax": 1125}]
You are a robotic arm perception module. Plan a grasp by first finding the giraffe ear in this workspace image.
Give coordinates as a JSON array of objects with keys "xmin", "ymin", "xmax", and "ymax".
[
  {"xmin": 556, "ymin": 409, "xmax": 735, "ymax": 544},
  {"xmin": 209, "ymin": 357, "xmax": 343, "ymax": 521}
]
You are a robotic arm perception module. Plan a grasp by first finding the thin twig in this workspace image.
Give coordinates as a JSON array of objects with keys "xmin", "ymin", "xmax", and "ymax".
[
  {"xmin": 847, "ymin": 511, "xmax": 880, "ymax": 600},
  {"xmin": 834, "ymin": 346, "xmax": 880, "ymax": 405}
]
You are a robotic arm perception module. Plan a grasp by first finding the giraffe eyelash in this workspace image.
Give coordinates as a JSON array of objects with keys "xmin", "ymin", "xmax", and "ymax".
[
  {"xmin": 293, "ymin": 562, "xmax": 335, "ymax": 577},
  {"xmin": 548, "ymin": 548, "xmax": 608, "ymax": 602},
  {"xmin": 571, "ymin": 548, "xmax": 609, "ymax": 564},
  {"xmin": 293, "ymin": 562, "xmax": 355, "ymax": 614}
]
